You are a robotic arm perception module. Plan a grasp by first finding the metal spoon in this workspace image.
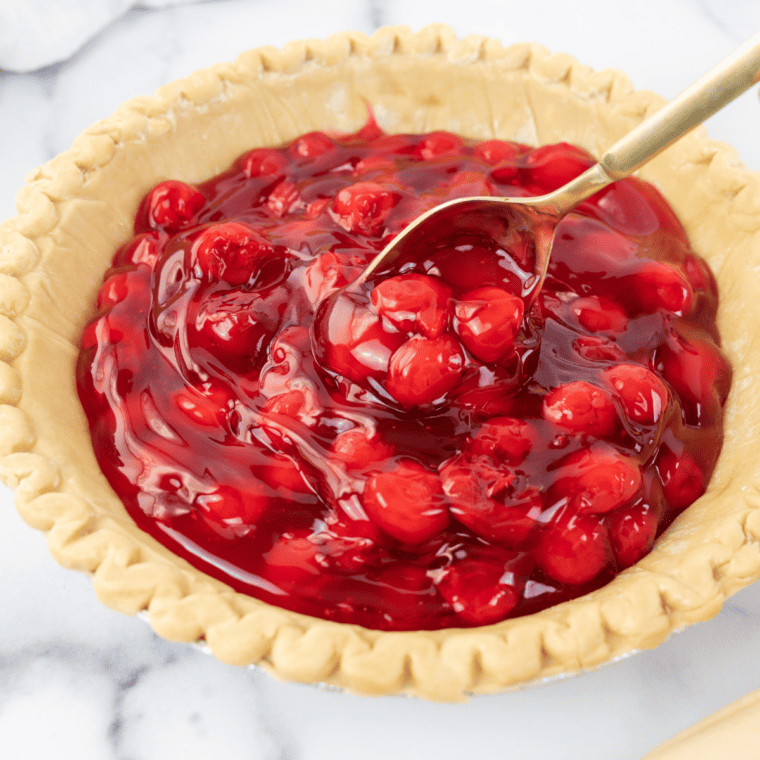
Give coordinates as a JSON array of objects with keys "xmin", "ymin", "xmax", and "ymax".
[{"xmin": 345, "ymin": 32, "xmax": 760, "ymax": 303}]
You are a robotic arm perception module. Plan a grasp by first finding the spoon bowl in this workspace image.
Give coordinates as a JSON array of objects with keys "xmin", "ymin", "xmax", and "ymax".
[{"xmin": 353, "ymin": 195, "xmax": 557, "ymax": 301}]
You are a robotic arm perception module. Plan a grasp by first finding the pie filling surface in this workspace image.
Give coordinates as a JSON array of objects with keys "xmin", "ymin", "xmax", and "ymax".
[{"xmin": 76, "ymin": 118, "xmax": 731, "ymax": 631}]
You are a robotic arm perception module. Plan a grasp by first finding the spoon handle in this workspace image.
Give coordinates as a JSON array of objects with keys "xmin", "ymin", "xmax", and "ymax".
[
  {"xmin": 602, "ymin": 31, "xmax": 760, "ymax": 179},
  {"xmin": 546, "ymin": 32, "xmax": 760, "ymax": 216}
]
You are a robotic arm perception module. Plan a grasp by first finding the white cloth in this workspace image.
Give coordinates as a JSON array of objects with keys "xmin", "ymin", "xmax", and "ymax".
[{"xmin": 0, "ymin": 0, "xmax": 201, "ymax": 72}]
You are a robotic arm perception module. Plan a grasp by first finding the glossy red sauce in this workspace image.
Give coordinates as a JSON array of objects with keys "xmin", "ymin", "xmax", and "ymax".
[{"xmin": 77, "ymin": 120, "xmax": 730, "ymax": 630}]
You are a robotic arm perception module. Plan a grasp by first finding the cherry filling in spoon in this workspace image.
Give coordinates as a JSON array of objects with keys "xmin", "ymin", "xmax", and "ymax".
[{"xmin": 311, "ymin": 214, "xmax": 540, "ymax": 408}]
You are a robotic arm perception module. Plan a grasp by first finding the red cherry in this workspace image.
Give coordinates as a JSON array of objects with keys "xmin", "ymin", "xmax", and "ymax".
[
  {"xmin": 601, "ymin": 363, "xmax": 669, "ymax": 426},
  {"xmin": 240, "ymin": 148, "xmax": 288, "ymax": 178},
  {"xmin": 534, "ymin": 506, "xmax": 611, "ymax": 585},
  {"xmin": 261, "ymin": 387, "xmax": 319, "ymax": 427},
  {"xmin": 657, "ymin": 447, "xmax": 706, "ymax": 512},
  {"xmin": 683, "ymin": 253, "xmax": 718, "ymax": 296},
  {"xmin": 632, "ymin": 261, "xmax": 693, "ymax": 314},
  {"xmin": 523, "ymin": 143, "xmax": 594, "ymax": 193},
  {"xmin": 305, "ymin": 198, "xmax": 331, "ymax": 219},
  {"xmin": 583, "ymin": 177, "xmax": 659, "ymax": 236},
  {"xmin": 303, "ymin": 251, "xmax": 362, "ymax": 305},
  {"xmin": 454, "ymin": 286, "xmax": 524, "ymax": 364},
  {"xmin": 193, "ymin": 222, "xmax": 277, "ymax": 286},
  {"xmin": 472, "ymin": 139, "xmax": 522, "ymax": 165},
  {"xmin": 490, "ymin": 165, "xmax": 520, "ymax": 184},
  {"xmin": 112, "ymin": 231, "xmax": 162, "ymax": 269},
  {"xmin": 382, "ymin": 195, "xmax": 431, "ymax": 238},
  {"xmin": 469, "ymin": 416, "xmax": 535, "ymax": 464},
  {"xmin": 430, "ymin": 241, "xmax": 523, "ymax": 293},
  {"xmin": 414, "ymin": 131, "xmax": 463, "ymax": 159},
  {"xmin": 195, "ymin": 483, "xmax": 269, "ymax": 537},
  {"xmin": 329, "ymin": 429, "xmax": 394, "ymax": 471},
  {"xmin": 324, "ymin": 509, "xmax": 382, "ymax": 544},
  {"xmin": 440, "ymin": 170, "xmax": 498, "ymax": 200},
  {"xmin": 370, "ymin": 273, "xmax": 451, "ymax": 339},
  {"xmin": 172, "ymin": 382, "xmax": 233, "ymax": 427},
  {"xmin": 354, "ymin": 153, "xmax": 396, "ymax": 175},
  {"xmin": 374, "ymin": 563, "xmax": 441, "ymax": 625},
  {"xmin": 551, "ymin": 216, "xmax": 638, "ymax": 277},
  {"xmin": 267, "ymin": 180, "xmax": 302, "ymax": 216},
  {"xmin": 264, "ymin": 530, "xmax": 325, "ymax": 589},
  {"xmin": 436, "ymin": 548, "xmax": 523, "ymax": 625},
  {"xmin": 572, "ymin": 336, "xmax": 627, "ymax": 363},
  {"xmin": 552, "ymin": 447, "xmax": 643, "ymax": 515},
  {"xmin": 441, "ymin": 458, "xmax": 541, "ymax": 546},
  {"xmin": 289, "ymin": 131, "xmax": 335, "ymax": 159},
  {"xmin": 136, "ymin": 180, "xmax": 205, "ymax": 233},
  {"xmin": 315, "ymin": 294, "xmax": 404, "ymax": 384},
  {"xmin": 259, "ymin": 453, "xmax": 313, "ymax": 497},
  {"xmin": 441, "ymin": 456, "xmax": 514, "ymax": 502},
  {"xmin": 543, "ymin": 380, "xmax": 618, "ymax": 437},
  {"xmin": 604, "ymin": 176, "xmax": 690, "ymax": 243},
  {"xmin": 97, "ymin": 270, "xmax": 133, "ymax": 310},
  {"xmin": 190, "ymin": 289, "xmax": 279, "ymax": 368},
  {"xmin": 587, "ymin": 176, "xmax": 688, "ymax": 240},
  {"xmin": 449, "ymin": 364, "xmax": 521, "ymax": 417},
  {"xmin": 571, "ymin": 296, "xmax": 628, "ymax": 334},
  {"xmin": 658, "ymin": 336, "xmax": 731, "ymax": 423},
  {"xmin": 607, "ymin": 501, "xmax": 658, "ymax": 569},
  {"xmin": 332, "ymin": 181, "xmax": 399, "ymax": 235},
  {"xmin": 386, "ymin": 335, "xmax": 465, "ymax": 406},
  {"xmin": 362, "ymin": 460, "xmax": 448, "ymax": 544},
  {"xmin": 80, "ymin": 314, "xmax": 127, "ymax": 354},
  {"xmin": 310, "ymin": 519, "xmax": 378, "ymax": 574}
]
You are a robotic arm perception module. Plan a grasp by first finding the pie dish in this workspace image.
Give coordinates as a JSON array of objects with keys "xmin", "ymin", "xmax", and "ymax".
[{"xmin": 2, "ymin": 24, "xmax": 760, "ymax": 700}]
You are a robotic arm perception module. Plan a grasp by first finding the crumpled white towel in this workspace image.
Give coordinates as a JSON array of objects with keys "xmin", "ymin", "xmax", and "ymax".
[{"xmin": 0, "ymin": 0, "xmax": 202, "ymax": 73}]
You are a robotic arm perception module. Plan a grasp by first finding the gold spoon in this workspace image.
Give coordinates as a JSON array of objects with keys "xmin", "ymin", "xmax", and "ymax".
[{"xmin": 346, "ymin": 31, "xmax": 760, "ymax": 303}]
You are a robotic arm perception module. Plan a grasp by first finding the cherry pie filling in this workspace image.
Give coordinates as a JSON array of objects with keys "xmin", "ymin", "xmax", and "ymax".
[{"xmin": 77, "ymin": 120, "xmax": 730, "ymax": 631}]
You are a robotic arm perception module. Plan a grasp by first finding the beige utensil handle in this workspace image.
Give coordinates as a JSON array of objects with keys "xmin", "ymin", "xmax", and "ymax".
[
  {"xmin": 602, "ymin": 31, "xmax": 760, "ymax": 180},
  {"xmin": 642, "ymin": 687, "xmax": 760, "ymax": 759}
]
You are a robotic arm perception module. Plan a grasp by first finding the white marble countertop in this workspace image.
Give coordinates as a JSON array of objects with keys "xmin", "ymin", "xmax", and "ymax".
[{"xmin": 3, "ymin": 1, "xmax": 760, "ymax": 758}]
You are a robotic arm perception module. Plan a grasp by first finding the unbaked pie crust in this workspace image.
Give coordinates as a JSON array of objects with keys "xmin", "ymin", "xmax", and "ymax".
[{"xmin": 2, "ymin": 25, "xmax": 760, "ymax": 701}]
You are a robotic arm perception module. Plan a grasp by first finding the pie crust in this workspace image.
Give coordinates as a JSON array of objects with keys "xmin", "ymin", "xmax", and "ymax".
[{"xmin": 2, "ymin": 24, "xmax": 760, "ymax": 701}]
